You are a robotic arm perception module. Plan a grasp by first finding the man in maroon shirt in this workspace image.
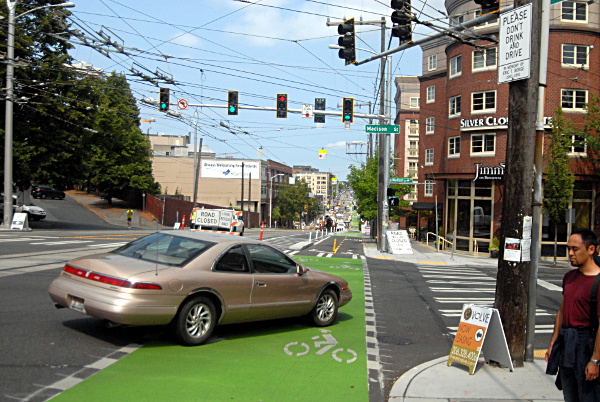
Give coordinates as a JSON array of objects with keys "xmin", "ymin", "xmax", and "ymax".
[{"xmin": 546, "ymin": 228, "xmax": 600, "ymax": 401}]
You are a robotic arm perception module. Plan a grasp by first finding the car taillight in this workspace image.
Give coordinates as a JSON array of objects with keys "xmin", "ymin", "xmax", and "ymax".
[
  {"xmin": 342, "ymin": 285, "xmax": 349, "ymax": 290},
  {"xmin": 62, "ymin": 264, "xmax": 127, "ymax": 287},
  {"xmin": 123, "ymin": 281, "xmax": 162, "ymax": 290}
]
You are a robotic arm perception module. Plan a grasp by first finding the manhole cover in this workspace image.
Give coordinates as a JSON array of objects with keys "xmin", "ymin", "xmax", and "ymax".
[{"xmin": 378, "ymin": 335, "xmax": 412, "ymax": 345}]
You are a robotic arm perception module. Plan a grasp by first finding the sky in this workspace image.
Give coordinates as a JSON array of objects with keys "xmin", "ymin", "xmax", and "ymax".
[{"xmin": 65, "ymin": 0, "xmax": 449, "ymax": 179}]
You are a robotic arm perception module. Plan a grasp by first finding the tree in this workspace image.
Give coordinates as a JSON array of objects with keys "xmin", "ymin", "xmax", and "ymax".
[
  {"xmin": 578, "ymin": 93, "xmax": 600, "ymax": 158},
  {"xmin": 87, "ymin": 73, "xmax": 159, "ymax": 203},
  {"xmin": 347, "ymin": 154, "xmax": 411, "ymax": 221},
  {"xmin": 543, "ymin": 107, "xmax": 575, "ymax": 265},
  {"xmin": 274, "ymin": 178, "xmax": 311, "ymax": 226}
]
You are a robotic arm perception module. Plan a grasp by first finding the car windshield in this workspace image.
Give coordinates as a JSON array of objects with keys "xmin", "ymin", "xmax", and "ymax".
[{"xmin": 112, "ymin": 232, "xmax": 215, "ymax": 266}]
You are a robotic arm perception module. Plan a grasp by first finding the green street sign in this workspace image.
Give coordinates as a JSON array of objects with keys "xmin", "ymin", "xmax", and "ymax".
[
  {"xmin": 550, "ymin": 0, "xmax": 565, "ymax": 3},
  {"xmin": 365, "ymin": 124, "xmax": 400, "ymax": 134},
  {"xmin": 390, "ymin": 177, "xmax": 413, "ymax": 184}
]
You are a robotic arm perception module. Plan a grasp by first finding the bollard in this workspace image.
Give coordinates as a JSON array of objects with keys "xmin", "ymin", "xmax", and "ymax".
[
  {"xmin": 181, "ymin": 215, "xmax": 186, "ymax": 230},
  {"xmin": 309, "ymin": 231, "xmax": 312, "ymax": 242},
  {"xmin": 259, "ymin": 221, "xmax": 265, "ymax": 241}
]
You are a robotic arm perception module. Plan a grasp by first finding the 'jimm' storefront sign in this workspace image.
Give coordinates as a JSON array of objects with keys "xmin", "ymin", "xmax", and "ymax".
[{"xmin": 473, "ymin": 162, "xmax": 505, "ymax": 181}]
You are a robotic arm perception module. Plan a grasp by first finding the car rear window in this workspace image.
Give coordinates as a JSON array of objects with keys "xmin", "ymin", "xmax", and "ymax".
[{"xmin": 112, "ymin": 233, "xmax": 215, "ymax": 266}]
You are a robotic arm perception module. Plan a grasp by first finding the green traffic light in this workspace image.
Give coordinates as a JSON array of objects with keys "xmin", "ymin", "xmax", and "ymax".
[{"xmin": 229, "ymin": 106, "xmax": 236, "ymax": 113}]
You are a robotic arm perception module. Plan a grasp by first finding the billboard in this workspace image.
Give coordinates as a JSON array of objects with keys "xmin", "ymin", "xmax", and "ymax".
[{"xmin": 201, "ymin": 160, "xmax": 260, "ymax": 179}]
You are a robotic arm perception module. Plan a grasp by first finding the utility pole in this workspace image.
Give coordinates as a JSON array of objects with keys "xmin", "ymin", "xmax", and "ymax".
[
  {"xmin": 494, "ymin": 0, "xmax": 542, "ymax": 368},
  {"xmin": 376, "ymin": 16, "xmax": 388, "ymax": 252}
]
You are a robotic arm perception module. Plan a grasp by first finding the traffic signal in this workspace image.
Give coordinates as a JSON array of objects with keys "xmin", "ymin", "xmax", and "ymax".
[
  {"xmin": 337, "ymin": 18, "xmax": 356, "ymax": 65},
  {"xmin": 474, "ymin": 0, "xmax": 499, "ymax": 15},
  {"xmin": 276, "ymin": 93, "xmax": 287, "ymax": 118},
  {"xmin": 387, "ymin": 187, "xmax": 399, "ymax": 206},
  {"xmin": 315, "ymin": 98, "xmax": 325, "ymax": 123},
  {"xmin": 390, "ymin": 0, "xmax": 412, "ymax": 45},
  {"xmin": 227, "ymin": 91, "xmax": 239, "ymax": 115},
  {"xmin": 159, "ymin": 88, "xmax": 170, "ymax": 111},
  {"xmin": 342, "ymin": 97, "xmax": 354, "ymax": 124}
]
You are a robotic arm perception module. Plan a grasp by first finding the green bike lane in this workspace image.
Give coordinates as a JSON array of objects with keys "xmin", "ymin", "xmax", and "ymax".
[{"xmin": 53, "ymin": 256, "xmax": 368, "ymax": 401}]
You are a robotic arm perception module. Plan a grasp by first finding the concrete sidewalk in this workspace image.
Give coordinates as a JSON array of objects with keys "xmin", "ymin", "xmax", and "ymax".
[
  {"xmin": 362, "ymin": 239, "xmax": 565, "ymax": 401},
  {"xmin": 67, "ymin": 190, "xmax": 167, "ymax": 229}
]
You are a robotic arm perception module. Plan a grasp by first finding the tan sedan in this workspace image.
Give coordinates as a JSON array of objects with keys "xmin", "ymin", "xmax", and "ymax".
[{"xmin": 48, "ymin": 231, "xmax": 352, "ymax": 346}]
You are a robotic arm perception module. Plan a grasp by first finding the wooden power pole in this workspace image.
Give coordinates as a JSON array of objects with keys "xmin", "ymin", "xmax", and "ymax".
[{"xmin": 494, "ymin": 0, "xmax": 542, "ymax": 367}]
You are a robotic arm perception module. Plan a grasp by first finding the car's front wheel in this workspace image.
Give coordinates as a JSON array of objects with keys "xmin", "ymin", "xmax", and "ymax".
[
  {"xmin": 310, "ymin": 289, "xmax": 338, "ymax": 327},
  {"xmin": 174, "ymin": 296, "xmax": 217, "ymax": 346}
]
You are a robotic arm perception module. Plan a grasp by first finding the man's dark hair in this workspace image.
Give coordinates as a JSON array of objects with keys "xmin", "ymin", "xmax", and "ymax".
[{"xmin": 571, "ymin": 228, "xmax": 598, "ymax": 251}]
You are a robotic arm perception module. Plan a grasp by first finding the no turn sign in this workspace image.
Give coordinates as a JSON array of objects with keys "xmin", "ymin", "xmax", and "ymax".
[
  {"xmin": 177, "ymin": 99, "xmax": 189, "ymax": 110},
  {"xmin": 302, "ymin": 104, "xmax": 313, "ymax": 118}
]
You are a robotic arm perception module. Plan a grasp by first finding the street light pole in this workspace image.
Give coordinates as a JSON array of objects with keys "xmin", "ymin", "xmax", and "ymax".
[
  {"xmin": 2, "ymin": 0, "xmax": 74, "ymax": 229},
  {"xmin": 269, "ymin": 173, "xmax": 283, "ymax": 228},
  {"xmin": 192, "ymin": 110, "xmax": 201, "ymax": 207}
]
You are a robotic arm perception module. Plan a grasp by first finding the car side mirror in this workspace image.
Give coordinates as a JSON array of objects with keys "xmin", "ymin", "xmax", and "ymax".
[{"xmin": 296, "ymin": 264, "xmax": 306, "ymax": 276}]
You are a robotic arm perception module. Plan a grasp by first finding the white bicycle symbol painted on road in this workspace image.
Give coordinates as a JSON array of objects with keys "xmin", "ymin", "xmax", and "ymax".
[{"xmin": 284, "ymin": 329, "xmax": 358, "ymax": 364}]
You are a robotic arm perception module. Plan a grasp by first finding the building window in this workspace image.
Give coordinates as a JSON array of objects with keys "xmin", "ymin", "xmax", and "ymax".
[
  {"xmin": 449, "ymin": 55, "xmax": 462, "ymax": 78},
  {"xmin": 410, "ymin": 97, "xmax": 420, "ymax": 108},
  {"xmin": 425, "ymin": 148, "xmax": 434, "ymax": 165},
  {"xmin": 471, "ymin": 134, "xmax": 496, "ymax": 155},
  {"xmin": 409, "ymin": 119, "xmax": 419, "ymax": 135},
  {"xmin": 570, "ymin": 134, "xmax": 587, "ymax": 154},
  {"xmin": 450, "ymin": 14, "xmax": 465, "ymax": 26},
  {"xmin": 471, "ymin": 91, "xmax": 496, "ymax": 113},
  {"xmin": 473, "ymin": 48, "xmax": 497, "ymax": 71},
  {"xmin": 426, "ymin": 117, "xmax": 435, "ymax": 134},
  {"xmin": 449, "ymin": 95, "xmax": 461, "ymax": 117},
  {"xmin": 409, "ymin": 141, "xmax": 418, "ymax": 157},
  {"xmin": 449, "ymin": 136, "xmax": 460, "ymax": 157},
  {"xmin": 426, "ymin": 86, "xmax": 435, "ymax": 103},
  {"xmin": 425, "ymin": 180, "xmax": 434, "ymax": 197},
  {"xmin": 428, "ymin": 54, "xmax": 437, "ymax": 71},
  {"xmin": 561, "ymin": 89, "xmax": 587, "ymax": 110},
  {"xmin": 408, "ymin": 162, "xmax": 418, "ymax": 177},
  {"xmin": 562, "ymin": 44, "xmax": 589, "ymax": 68},
  {"xmin": 562, "ymin": 1, "xmax": 587, "ymax": 22}
]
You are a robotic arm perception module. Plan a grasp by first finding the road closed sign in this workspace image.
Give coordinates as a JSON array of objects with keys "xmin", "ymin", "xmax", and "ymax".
[{"xmin": 498, "ymin": 3, "xmax": 532, "ymax": 84}]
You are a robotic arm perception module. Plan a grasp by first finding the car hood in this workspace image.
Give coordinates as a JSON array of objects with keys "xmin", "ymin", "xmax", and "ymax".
[
  {"xmin": 21, "ymin": 205, "xmax": 45, "ymax": 212},
  {"xmin": 67, "ymin": 253, "xmax": 173, "ymax": 280}
]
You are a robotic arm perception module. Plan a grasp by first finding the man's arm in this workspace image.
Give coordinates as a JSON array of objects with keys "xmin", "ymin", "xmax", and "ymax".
[
  {"xmin": 585, "ymin": 322, "xmax": 600, "ymax": 381},
  {"xmin": 546, "ymin": 298, "xmax": 564, "ymax": 363}
]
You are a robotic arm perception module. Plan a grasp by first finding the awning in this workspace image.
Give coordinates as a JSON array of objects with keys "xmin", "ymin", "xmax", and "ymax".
[{"xmin": 411, "ymin": 202, "xmax": 442, "ymax": 211}]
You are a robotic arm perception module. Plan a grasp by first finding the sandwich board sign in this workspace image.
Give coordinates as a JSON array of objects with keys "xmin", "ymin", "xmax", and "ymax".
[
  {"xmin": 11, "ymin": 212, "xmax": 29, "ymax": 230},
  {"xmin": 386, "ymin": 230, "xmax": 413, "ymax": 254},
  {"xmin": 447, "ymin": 304, "xmax": 513, "ymax": 374}
]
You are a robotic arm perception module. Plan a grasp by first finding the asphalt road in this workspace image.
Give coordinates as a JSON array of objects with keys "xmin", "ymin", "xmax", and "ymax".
[{"xmin": 0, "ymin": 200, "xmax": 565, "ymax": 401}]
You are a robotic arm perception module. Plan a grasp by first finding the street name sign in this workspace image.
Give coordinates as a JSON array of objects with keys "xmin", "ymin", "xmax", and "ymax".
[
  {"xmin": 390, "ymin": 177, "xmax": 413, "ymax": 184},
  {"xmin": 498, "ymin": 3, "xmax": 532, "ymax": 84},
  {"xmin": 365, "ymin": 124, "xmax": 400, "ymax": 134}
]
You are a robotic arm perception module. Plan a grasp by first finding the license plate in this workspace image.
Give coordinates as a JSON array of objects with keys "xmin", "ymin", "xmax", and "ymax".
[{"xmin": 70, "ymin": 296, "xmax": 86, "ymax": 314}]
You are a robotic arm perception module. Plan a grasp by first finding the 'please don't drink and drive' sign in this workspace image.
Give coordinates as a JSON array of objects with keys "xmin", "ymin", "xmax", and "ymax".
[{"xmin": 498, "ymin": 3, "xmax": 532, "ymax": 84}]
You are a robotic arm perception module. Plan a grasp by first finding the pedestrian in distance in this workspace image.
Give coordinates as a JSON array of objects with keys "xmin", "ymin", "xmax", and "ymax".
[
  {"xmin": 126, "ymin": 209, "xmax": 134, "ymax": 228},
  {"xmin": 546, "ymin": 228, "xmax": 600, "ymax": 401}
]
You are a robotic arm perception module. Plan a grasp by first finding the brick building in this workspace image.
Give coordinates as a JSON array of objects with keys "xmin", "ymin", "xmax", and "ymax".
[{"xmin": 395, "ymin": 0, "xmax": 599, "ymax": 257}]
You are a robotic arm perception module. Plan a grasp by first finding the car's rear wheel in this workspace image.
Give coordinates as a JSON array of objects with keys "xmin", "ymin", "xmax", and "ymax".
[
  {"xmin": 310, "ymin": 289, "xmax": 338, "ymax": 327},
  {"xmin": 174, "ymin": 296, "xmax": 216, "ymax": 346}
]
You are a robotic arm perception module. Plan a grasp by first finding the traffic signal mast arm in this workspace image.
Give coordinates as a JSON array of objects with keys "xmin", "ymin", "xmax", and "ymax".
[
  {"xmin": 352, "ymin": 4, "xmax": 513, "ymax": 66},
  {"xmin": 140, "ymin": 98, "xmax": 386, "ymax": 120}
]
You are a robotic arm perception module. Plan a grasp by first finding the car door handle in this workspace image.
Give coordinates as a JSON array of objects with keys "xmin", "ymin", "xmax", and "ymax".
[{"xmin": 255, "ymin": 281, "xmax": 267, "ymax": 287}]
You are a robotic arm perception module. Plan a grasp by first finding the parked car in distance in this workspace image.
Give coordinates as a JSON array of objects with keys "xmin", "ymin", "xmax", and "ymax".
[
  {"xmin": 336, "ymin": 221, "xmax": 346, "ymax": 231},
  {"xmin": 48, "ymin": 231, "xmax": 352, "ymax": 346},
  {"xmin": 0, "ymin": 194, "xmax": 46, "ymax": 220},
  {"xmin": 16, "ymin": 203, "xmax": 47, "ymax": 220},
  {"xmin": 32, "ymin": 185, "xmax": 65, "ymax": 199}
]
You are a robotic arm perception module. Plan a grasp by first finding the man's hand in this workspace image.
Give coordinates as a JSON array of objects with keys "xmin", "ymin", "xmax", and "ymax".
[{"xmin": 585, "ymin": 361, "xmax": 600, "ymax": 381}]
